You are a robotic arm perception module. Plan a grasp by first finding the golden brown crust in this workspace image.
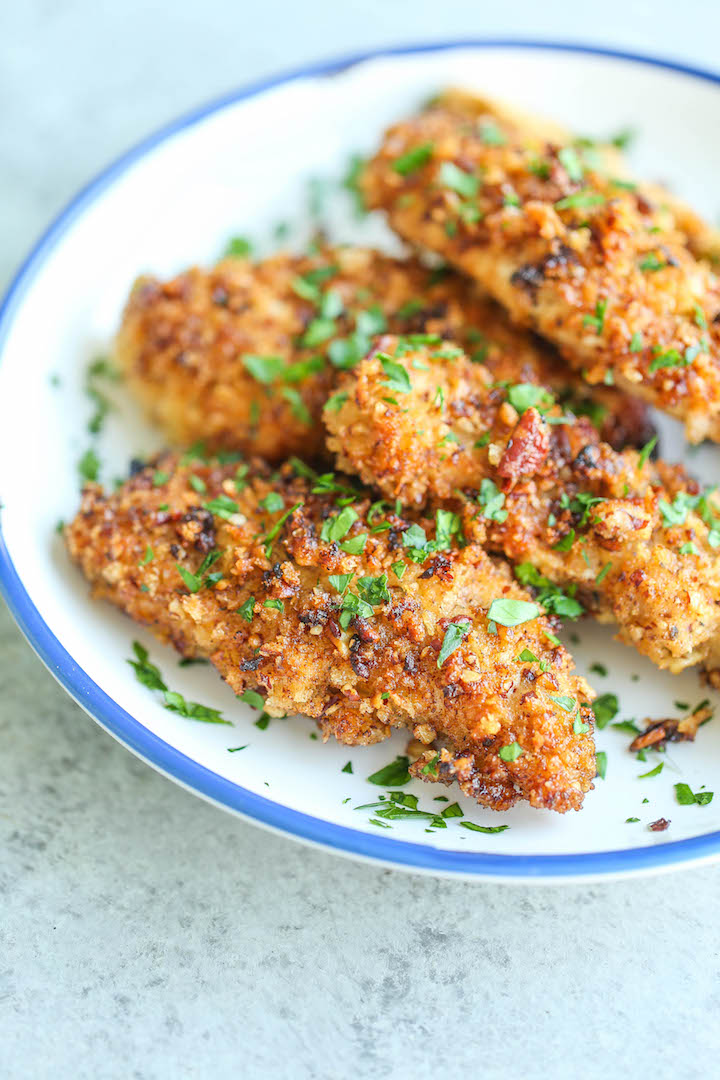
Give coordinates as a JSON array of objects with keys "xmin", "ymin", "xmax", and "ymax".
[
  {"xmin": 325, "ymin": 336, "xmax": 720, "ymax": 674},
  {"xmin": 362, "ymin": 97, "xmax": 720, "ymax": 442},
  {"xmin": 65, "ymin": 454, "xmax": 596, "ymax": 812},
  {"xmin": 116, "ymin": 248, "xmax": 653, "ymax": 459}
]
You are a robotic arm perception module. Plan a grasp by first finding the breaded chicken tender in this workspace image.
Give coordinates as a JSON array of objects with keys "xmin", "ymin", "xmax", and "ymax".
[
  {"xmin": 325, "ymin": 335, "xmax": 720, "ymax": 677},
  {"xmin": 65, "ymin": 454, "xmax": 596, "ymax": 812},
  {"xmin": 437, "ymin": 89, "xmax": 720, "ymax": 266},
  {"xmin": 116, "ymin": 248, "xmax": 653, "ymax": 460},
  {"xmin": 362, "ymin": 94, "xmax": 720, "ymax": 443}
]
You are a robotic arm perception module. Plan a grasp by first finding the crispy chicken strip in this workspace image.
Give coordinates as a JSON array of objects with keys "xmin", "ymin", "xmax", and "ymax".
[
  {"xmin": 325, "ymin": 335, "xmax": 720, "ymax": 678},
  {"xmin": 116, "ymin": 248, "xmax": 653, "ymax": 459},
  {"xmin": 65, "ymin": 454, "xmax": 596, "ymax": 812},
  {"xmin": 362, "ymin": 94, "xmax": 720, "ymax": 442},
  {"xmin": 438, "ymin": 89, "xmax": 720, "ymax": 266}
]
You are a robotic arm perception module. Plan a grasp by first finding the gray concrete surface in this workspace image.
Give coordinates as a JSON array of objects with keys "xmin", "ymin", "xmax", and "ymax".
[{"xmin": 2, "ymin": 3, "xmax": 720, "ymax": 1077}]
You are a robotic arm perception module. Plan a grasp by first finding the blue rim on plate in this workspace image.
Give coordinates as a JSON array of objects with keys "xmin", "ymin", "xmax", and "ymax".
[{"xmin": 3, "ymin": 39, "xmax": 720, "ymax": 880}]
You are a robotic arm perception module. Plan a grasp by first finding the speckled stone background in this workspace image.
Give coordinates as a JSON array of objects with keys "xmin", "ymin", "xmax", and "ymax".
[{"xmin": 3, "ymin": 3, "xmax": 720, "ymax": 1077}]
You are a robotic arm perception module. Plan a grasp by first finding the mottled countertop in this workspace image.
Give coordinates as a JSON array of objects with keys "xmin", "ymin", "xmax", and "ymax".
[{"xmin": 3, "ymin": 4, "xmax": 720, "ymax": 1077}]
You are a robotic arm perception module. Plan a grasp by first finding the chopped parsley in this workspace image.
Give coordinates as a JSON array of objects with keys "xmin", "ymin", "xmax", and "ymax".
[
  {"xmin": 499, "ymin": 742, "xmax": 524, "ymax": 762},
  {"xmin": 558, "ymin": 146, "xmax": 584, "ymax": 182},
  {"xmin": 243, "ymin": 354, "xmax": 285, "ymax": 383},
  {"xmin": 224, "ymin": 236, "xmax": 252, "ymax": 258},
  {"xmin": 637, "ymin": 435, "xmax": 657, "ymax": 470},
  {"xmin": 638, "ymin": 762, "xmax": 664, "ymax": 779},
  {"xmin": 263, "ymin": 501, "xmax": 303, "ymax": 557},
  {"xmin": 487, "ymin": 598, "xmax": 541, "ymax": 627},
  {"xmin": 321, "ymin": 506, "xmax": 358, "ymax": 543},
  {"xmin": 176, "ymin": 550, "xmax": 223, "ymax": 593},
  {"xmin": 78, "ymin": 447, "xmax": 100, "ymax": 484},
  {"xmin": 237, "ymin": 596, "xmax": 255, "ymax": 622},
  {"xmin": 204, "ymin": 494, "xmax": 240, "ymax": 521},
  {"xmin": 367, "ymin": 756, "xmax": 411, "ymax": 786},
  {"xmin": 393, "ymin": 143, "xmax": 434, "ymax": 175},
  {"xmin": 638, "ymin": 253, "xmax": 665, "ymax": 272},
  {"xmin": 478, "ymin": 120, "xmax": 506, "ymax": 145},
  {"xmin": 583, "ymin": 298, "xmax": 607, "ymax": 334},
  {"xmin": 439, "ymin": 161, "xmax": 480, "ymax": 198},
  {"xmin": 477, "ymin": 478, "xmax": 508, "ymax": 523},
  {"xmin": 459, "ymin": 821, "xmax": 509, "ymax": 834},
  {"xmin": 592, "ymin": 693, "xmax": 619, "ymax": 729},
  {"xmin": 241, "ymin": 688, "xmax": 265, "ymax": 710},
  {"xmin": 342, "ymin": 761, "xmax": 353, "ymax": 774},
  {"xmin": 629, "ymin": 331, "xmax": 644, "ymax": 353},
  {"xmin": 507, "ymin": 382, "xmax": 553, "ymax": 414},
  {"xmin": 379, "ymin": 355, "xmax": 411, "ymax": 394},
  {"xmin": 554, "ymin": 190, "xmax": 605, "ymax": 211},
  {"xmin": 596, "ymin": 751, "xmax": 608, "ymax": 780},
  {"xmin": 515, "ymin": 562, "xmax": 583, "ymax": 619},
  {"xmin": 675, "ymin": 783, "xmax": 714, "ymax": 806},
  {"xmin": 263, "ymin": 599, "xmax": 284, "ymax": 612},
  {"xmin": 437, "ymin": 620, "xmax": 471, "ymax": 667}
]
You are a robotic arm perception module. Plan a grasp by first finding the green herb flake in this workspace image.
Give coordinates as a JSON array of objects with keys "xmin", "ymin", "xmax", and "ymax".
[
  {"xmin": 321, "ymin": 506, "xmax": 359, "ymax": 543},
  {"xmin": 551, "ymin": 694, "xmax": 577, "ymax": 713},
  {"xmin": 459, "ymin": 821, "xmax": 509, "ymax": 834},
  {"xmin": 163, "ymin": 691, "xmax": 229, "ymax": 725},
  {"xmin": 639, "ymin": 762, "xmax": 664, "ymax": 779},
  {"xmin": 499, "ymin": 742, "xmax": 524, "ymax": 762},
  {"xmin": 507, "ymin": 383, "xmax": 553, "ymax": 414},
  {"xmin": 127, "ymin": 641, "xmax": 167, "ymax": 692},
  {"xmin": 639, "ymin": 253, "xmax": 665, "ymax": 272},
  {"xmin": 263, "ymin": 599, "xmax": 284, "ymax": 612},
  {"xmin": 583, "ymin": 298, "xmax": 607, "ymax": 335},
  {"xmin": 224, "ymin": 236, "xmax": 252, "ymax": 258},
  {"xmin": 675, "ymin": 782, "xmax": 714, "ymax": 806},
  {"xmin": 437, "ymin": 620, "xmax": 471, "ymax": 667},
  {"xmin": 517, "ymin": 649, "xmax": 538, "ymax": 663},
  {"xmin": 558, "ymin": 146, "xmax": 584, "ymax": 182},
  {"xmin": 478, "ymin": 478, "xmax": 508, "ymax": 523},
  {"xmin": 637, "ymin": 435, "xmax": 657, "ymax": 470},
  {"xmin": 189, "ymin": 474, "xmax": 207, "ymax": 494},
  {"xmin": 243, "ymin": 354, "xmax": 285, "ymax": 384},
  {"xmin": 596, "ymin": 750, "xmax": 608, "ymax": 780},
  {"xmin": 592, "ymin": 693, "xmax": 619, "ymax": 729},
  {"xmin": 439, "ymin": 161, "xmax": 480, "ymax": 199},
  {"xmin": 342, "ymin": 761, "xmax": 353, "ymax": 774},
  {"xmin": 138, "ymin": 545, "xmax": 154, "ymax": 567},
  {"xmin": 237, "ymin": 596, "xmax": 255, "ymax": 622},
  {"xmin": 629, "ymin": 331, "xmax": 644, "ymax": 353},
  {"xmin": 478, "ymin": 121, "xmax": 506, "ymax": 146},
  {"xmin": 241, "ymin": 688, "xmax": 265, "ymax": 710},
  {"xmin": 486, "ymin": 598, "xmax": 541, "ymax": 627},
  {"xmin": 555, "ymin": 190, "xmax": 605, "ymax": 211},
  {"xmin": 380, "ymin": 355, "xmax": 412, "ymax": 394},
  {"xmin": 367, "ymin": 756, "xmax": 411, "ymax": 786},
  {"xmin": 339, "ymin": 533, "xmax": 368, "ymax": 555},
  {"xmin": 393, "ymin": 142, "xmax": 434, "ymax": 175},
  {"xmin": 176, "ymin": 550, "xmax": 223, "ymax": 594},
  {"xmin": 78, "ymin": 447, "xmax": 100, "ymax": 484}
]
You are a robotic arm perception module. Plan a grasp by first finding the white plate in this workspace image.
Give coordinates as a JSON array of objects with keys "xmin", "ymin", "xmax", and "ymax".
[{"xmin": 3, "ymin": 41, "xmax": 720, "ymax": 882}]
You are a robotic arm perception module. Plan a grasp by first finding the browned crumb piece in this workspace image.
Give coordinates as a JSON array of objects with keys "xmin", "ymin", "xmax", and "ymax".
[
  {"xmin": 116, "ymin": 247, "xmax": 654, "ymax": 460},
  {"xmin": 629, "ymin": 703, "xmax": 714, "ymax": 751},
  {"xmin": 362, "ymin": 93, "xmax": 720, "ymax": 442},
  {"xmin": 324, "ymin": 335, "xmax": 720, "ymax": 676},
  {"xmin": 65, "ymin": 454, "xmax": 596, "ymax": 812},
  {"xmin": 648, "ymin": 818, "xmax": 671, "ymax": 832}
]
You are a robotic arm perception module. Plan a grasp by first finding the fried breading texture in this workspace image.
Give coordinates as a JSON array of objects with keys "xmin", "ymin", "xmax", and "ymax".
[
  {"xmin": 362, "ymin": 95, "xmax": 720, "ymax": 442},
  {"xmin": 65, "ymin": 455, "xmax": 596, "ymax": 812},
  {"xmin": 116, "ymin": 248, "xmax": 653, "ymax": 459},
  {"xmin": 325, "ymin": 336, "xmax": 720, "ymax": 675}
]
